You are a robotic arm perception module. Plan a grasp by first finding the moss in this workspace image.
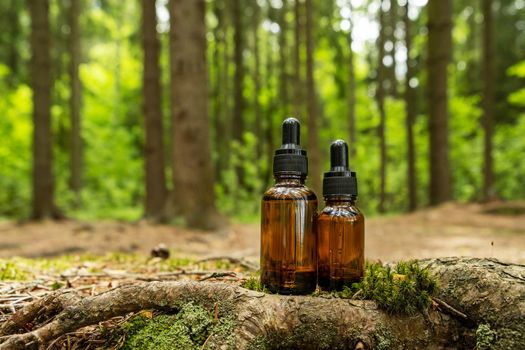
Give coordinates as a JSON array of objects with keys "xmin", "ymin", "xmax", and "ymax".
[
  {"xmin": 476, "ymin": 323, "xmax": 496, "ymax": 350},
  {"xmin": 0, "ymin": 261, "xmax": 28, "ymax": 280},
  {"xmin": 341, "ymin": 260, "xmax": 438, "ymax": 315},
  {"xmin": 120, "ymin": 302, "xmax": 236, "ymax": 350},
  {"xmin": 242, "ymin": 273, "xmax": 268, "ymax": 293}
]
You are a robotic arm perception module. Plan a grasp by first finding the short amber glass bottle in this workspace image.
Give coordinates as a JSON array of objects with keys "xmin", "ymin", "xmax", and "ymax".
[
  {"xmin": 318, "ymin": 140, "xmax": 364, "ymax": 291},
  {"xmin": 260, "ymin": 118, "xmax": 318, "ymax": 294}
]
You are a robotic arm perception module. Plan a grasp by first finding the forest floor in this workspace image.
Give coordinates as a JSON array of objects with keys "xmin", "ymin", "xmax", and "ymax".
[{"xmin": 0, "ymin": 201, "xmax": 524, "ymax": 263}]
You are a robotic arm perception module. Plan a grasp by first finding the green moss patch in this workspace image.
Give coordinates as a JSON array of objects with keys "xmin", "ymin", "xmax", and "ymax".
[{"xmin": 121, "ymin": 303, "xmax": 235, "ymax": 350}]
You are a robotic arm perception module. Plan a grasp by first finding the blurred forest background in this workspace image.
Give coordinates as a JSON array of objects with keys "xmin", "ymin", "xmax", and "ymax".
[{"xmin": 0, "ymin": 0, "xmax": 524, "ymax": 230}]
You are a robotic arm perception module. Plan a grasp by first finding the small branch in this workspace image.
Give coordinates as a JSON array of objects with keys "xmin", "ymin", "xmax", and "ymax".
[{"xmin": 432, "ymin": 297, "xmax": 469, "ymax": 321}]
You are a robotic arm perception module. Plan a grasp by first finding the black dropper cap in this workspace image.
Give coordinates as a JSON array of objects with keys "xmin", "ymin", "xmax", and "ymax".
[
  {"xmin": 323, "ymin": 140, "xmax": 357, "ymax": 198},
  {"xmin": 273, "ymin": 118, "xmax": 308, "ymax": 176}
]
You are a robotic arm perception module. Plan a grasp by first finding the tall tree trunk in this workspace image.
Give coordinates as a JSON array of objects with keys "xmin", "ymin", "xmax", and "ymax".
[
  {"xmin": 427, "ymin": 0, "xmax": 452, "ymax": 205},
  {"xmin": 7, "ymin": 0, "xmax": 20, "ymax": 86},
  {"xmin": 404, "ymin": 0, "xmax": 417, "ymax": 212},
  {"xmin": 68, "ymin": 0, "xmax": 82, "ymax": 201},
  {"xmin": 278, "ymin": 0, "xmax": 289, "ymax": 116},
  {"xmin": 252, "ymin": 2, "xmax": 262, "ymax": 161},
  {"xmin": 347, "ymin": 2, "xmax": 356, "ymax": 159},
  {"xmin": 169, "ymin": 0, "xmax": 220, "ymax": 229},
  {"xmin": 305, "ymin": 0, "xmax": 321, "ymax": 195},
  {"xmin": 385, "ymin": 0, "xmax": 398, "ymax": 97},
  {"xmin": 293, "ymin": 0, "xmax": 303, "ymax": 118},
  {"xmin": 30, "ymin": 0, "xmax": 55, "ymax": 220},
  {"xmin": 142, "ymin": 0, "xmax": 167, "ymax": 220},
  {"xmin": 263, "ymin": 5, "xmax": 276, "ymax": 190},
  {"xmin": 232, "ymin": 0, "xmax": 245, "ymax": 186},
  {"xmin": 377, "ymin": 1, "xmax": 387, "ymax": 213},
  {"xmin": 482, "ymin": 0, "xmax": 495, "ymax": 202}
]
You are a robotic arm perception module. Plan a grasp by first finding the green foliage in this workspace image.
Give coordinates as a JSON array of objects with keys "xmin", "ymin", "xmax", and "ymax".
[
  {"xmin": 121, "ymin": 303, "xmax": 235, "ymax": 350},
  {"xmin": 242, "ymin": 273, "xmax": 268, "ymax": 293},
  {"xmin": 344, "ymin": 261, "xmax": 438, "ymax": 315},
  {"xmin": 476, "ymin": 323, "xmax": 496, "ymax": 350},
  {"xmin": 0, "ymin": 261, "xmax": 28, "ymax": 280}
]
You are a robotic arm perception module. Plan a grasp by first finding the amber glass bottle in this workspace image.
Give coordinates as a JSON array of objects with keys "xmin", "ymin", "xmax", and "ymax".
[
  {"xmin": 318, "ymin": 140, "xmax": 364, "ymax": 291},
  {"xmin": 260, "ymin": 118, "xmax": 318, "ymax": 294}
]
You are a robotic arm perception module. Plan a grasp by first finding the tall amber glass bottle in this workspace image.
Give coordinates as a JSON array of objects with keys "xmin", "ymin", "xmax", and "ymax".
[
  {"xmin": 260, "ymin": 118, "xmax": 318, "ymax": 294},
  {"xmin": 318, "ymin": 140, "xmax": 364, "ymax": 291}
]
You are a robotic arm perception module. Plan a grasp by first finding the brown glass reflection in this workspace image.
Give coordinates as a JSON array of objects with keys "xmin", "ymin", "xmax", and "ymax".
[
  {"xmin": 317, "ymin": 198, "xmax": 364, "ymax": 291},
  {"xmin": 260, "ymin": 176, "xmax": 317, "ymax": 294}
]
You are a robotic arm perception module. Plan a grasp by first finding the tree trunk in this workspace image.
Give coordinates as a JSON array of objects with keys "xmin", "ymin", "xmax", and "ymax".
[
  {"xmin": 305, "ymin": 0, "xmax": 321, "ymax": 195},
  {"xmin": 6, "ymin": 0, "xmax": 20, "ymax": 86},
  {"xmin": 377, "ymin": 1, "xmax": 387, "ymax": 213},
  {"xmin": 404, "ymin": 0, "xmax": 417, "ymax": 212},
  {"xmin": 232, "ymin": 0, "xmax": 245, "ymax": 186},
  {"xmin": 142, "ymin": 0, "xmax": 167, "ymax": 220},
  {"xmin": 482, "ymin": 0, "xmax": 495, "ymax": 202},
  {"xmin": 293, "ymin": 0, "xmax": 303, "ymax": 118},
  {"xmin": 347, "ymin": 2, "xmax": 356, "ymax": 160},
  {"xmin": 427, "ymin": 0, "xmax": 452, "ymax": 205},
  {"xmin": 1, "ymin": 258, "xmax": 523, "ymax": 349},
  {"xmin": 30, "ymin": 0, "xmax": 56, "ymax": 220},
  {"xmin": 278, "ymin": 0, "xmax": 289, "ymax": 117},
  {"xmin": 169, "ymin": 0, "xmax": 220, "ymax": 229},
  {"xmin": 385, "ymin": 0, "xmax": 398, "ymax": 97},
  {"xmin": 252, "ymin": 2, "xmax": 262, "ymax": 161},
  {"xmin": 68, "ymin": 0, "xmax": 82, "ymax": 201}
]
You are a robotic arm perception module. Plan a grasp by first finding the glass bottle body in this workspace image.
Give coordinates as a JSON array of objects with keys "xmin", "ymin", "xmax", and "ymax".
[
  {"xmin": 317, "ymin": 197, "xmax": 364, "ymax": 291},
  {"xmin": 260, "ymin": 175, "xmax": 318, "ymax": 294}
]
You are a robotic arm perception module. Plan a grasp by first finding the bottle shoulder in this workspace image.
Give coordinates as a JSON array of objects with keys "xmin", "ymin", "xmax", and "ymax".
[
  {"xmin": 318, "ymin": 204, "xmax": 364, "ymax": 221},
  {"xmin": 263, "ymin": 184, "xmax": 318, "ymax": 201}
]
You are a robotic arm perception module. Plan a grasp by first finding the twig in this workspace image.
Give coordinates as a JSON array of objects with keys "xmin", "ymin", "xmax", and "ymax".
[
  {"xmin": 196, "ymin": 256, "xmax": 258, "ymax": 271},
  {"xmin": 199, "ymin": 272, "xmax": 237, "ymax": 282},
  {"xmin": 431, "ymin": 297, "xmax": 469, "ymax": 320}
]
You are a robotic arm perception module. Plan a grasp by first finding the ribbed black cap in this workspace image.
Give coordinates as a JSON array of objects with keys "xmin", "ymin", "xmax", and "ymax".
[
  {"xmin": 323, "ymin": 140, "xmax": 357, "ymax": 198},
  {"xmin": 273, "ymin": 118, "xmax": 308, "ymax": 176}
]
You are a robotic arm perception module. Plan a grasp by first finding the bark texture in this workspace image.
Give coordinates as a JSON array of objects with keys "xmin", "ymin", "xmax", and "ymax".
[
  {"xmin": 30, "ymin": 0, "xmax": 56, "ymax": 220},
  {"xmin": 482, "ymin": 0, "xmax": 495, "ymax": 202},
  {"xmin": 142, "ymin": 0, "xmax": 167, "ymax": 220},
  {"xmin": 305, "ymin": 0, "xmax": 321, "ymax": 195},
  {"xmin": 377, "ymin": 1, "xmax": 387, "ymax": 213},
  {"xmin": 427, "ymin": 0, "xmax": 453, "ymax": 205},
  {"xmin": 404, "ymin": 0, "xmax": 417, "ymax": 212},
  {"xmin": 169, "ymin": 0, "xmax": 219, "ymax": 229},
  {"xmin": 1, "ymin": 258, "xmax": 523, "ymax": 349},
  {"xmin": 68, "ymin": 0, "xmax": 82, "ymax": 198}
]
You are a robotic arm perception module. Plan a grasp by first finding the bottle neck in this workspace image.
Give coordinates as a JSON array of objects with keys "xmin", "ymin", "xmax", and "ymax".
[
  {"xmin": 324, "ymin": 195, "xmax": 357, "ymax": 206},
  {"xmin": 274, "ymin": 173, "xmax": 306, "ymax": 186}
]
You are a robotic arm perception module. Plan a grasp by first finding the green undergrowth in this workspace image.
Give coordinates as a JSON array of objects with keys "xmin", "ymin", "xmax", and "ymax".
[
  {"xmin": 120, "ymin": 303, "xmax": 235, "ymax": 350},
  {"xmin": 0, "ymin": 253, "xmax": 196, "ymax": 281},
  {"xmin": 243, "ymin": 260, "xmax": 438, "ymax": 315},
  {"xmin": 476, "ymin": 323, "xmax": 496, "ymax": 350}
]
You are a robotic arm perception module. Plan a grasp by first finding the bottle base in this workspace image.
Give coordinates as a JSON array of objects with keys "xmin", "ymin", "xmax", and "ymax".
[{"xmin": 261, "ymin": 270, "xmax": 317, "ymax": 295}]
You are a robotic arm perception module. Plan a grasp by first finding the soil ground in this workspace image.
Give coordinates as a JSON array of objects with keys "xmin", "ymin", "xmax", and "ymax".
[{"xmin": 0, "ymin": 201, "xmax": 524, "ymax": 263}]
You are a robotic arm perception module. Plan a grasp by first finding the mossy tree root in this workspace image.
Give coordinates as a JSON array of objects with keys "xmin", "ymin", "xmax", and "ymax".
[{"xmin": 0, "ymin": 257, "xmax": 523, "ymax": 350}]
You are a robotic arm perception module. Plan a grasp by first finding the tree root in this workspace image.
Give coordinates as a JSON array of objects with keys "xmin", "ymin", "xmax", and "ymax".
[{"xmin": 0, "ymin": 257, "xmax": 523, "ymax": 349}]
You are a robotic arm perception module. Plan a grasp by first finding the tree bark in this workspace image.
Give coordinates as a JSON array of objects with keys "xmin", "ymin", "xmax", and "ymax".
[
  {"xmin": 1, "ymin": 258, "xmax": 523, "ymax": 349},
  {"xmin": 377, "ymin": 1, "xmax": 387, "ymax": 213},
  {"xmin": 142, "ymin": 0, "xmax": 167, "ymax": 220},
  {"xmin": 68, "ymin": 0, "xmax": 82, "ymax": 201},
  {"xmin": 404, "ymin": 0, "xmax": 417, "ymax": 212},
  {"xmin": 482, "ymin": 0, "xmax": 495, "ymax": 202},
  {"xmin": 169, "ymin": 0, "xmax": 220, "ymax": 229},
  {"xmin": 232, "ymin": 0, "xmax": 245, "ymax": 186},
  {"xmin": 293, "ymin": 0, "xmax": 304, "ymax": 120},
  {"xmin": 347, "ymin": 3, "xmax": 357, "ymax": 160},
  {"xmin": 30, "ymin": 0, "xmax": 56, "ymax": 220},
  {"xmin": 427, "ymin": 0, "xmax": 453, "ymax": 205},
  {"xmin": 278, "ymin": 0, "xmax": 290, "ymax": 117},
  {"xmin": 252, "ymin": 2, "xmax": 263, "ymax": 162},
  {"xmin": 305, "ymin": 0, "xmax": 321, "ymax": 195}
]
